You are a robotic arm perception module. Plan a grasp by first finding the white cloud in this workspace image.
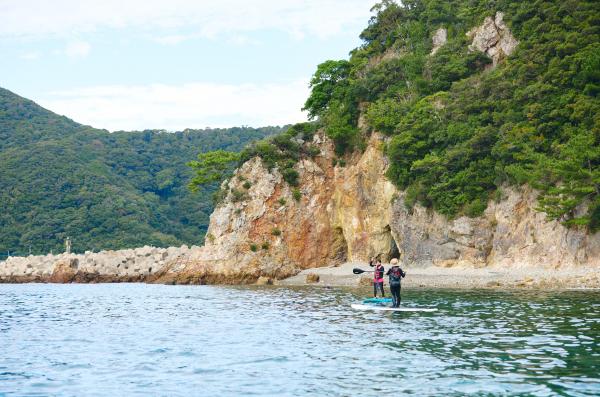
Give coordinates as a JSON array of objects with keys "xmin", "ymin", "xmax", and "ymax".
[
  {"xmin": 64, "ymin": 40, "xmax": 91, "ymax": 58},
  {"xmin": 154, "ymin": 32, "xmax": 261, "ymax": 47},
  {"xmin": 0, "ymin": 0, "xmax": 373, "ymax": 40},
  {"xmin": 19, "ymin": 51, "xmax": 41, "ymax": 60},
  {"xmin": 36, "ymin": 80, "xmax": 310, "ymax": 131},
  {"xmin": 153, "ymin": 34, "xmax": 195, "ymax": 45},
  {"xmin": 228, "ymin": 35, "xmax": 261, "ymax": 47}
]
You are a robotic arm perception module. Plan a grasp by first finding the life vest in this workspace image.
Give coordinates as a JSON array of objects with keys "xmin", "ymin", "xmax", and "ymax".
[
  {"xmin": 373, "ymin": 264, "xmax": 384, "ymax": 282},
  {"xmin": 389, "ymin": 266, "xmax": 402, "ymax": 283}
]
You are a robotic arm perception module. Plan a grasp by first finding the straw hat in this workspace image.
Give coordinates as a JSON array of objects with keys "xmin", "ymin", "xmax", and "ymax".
[{"xmin": 390, "ymin": 258, "xmax": 399, "ymax": 265}]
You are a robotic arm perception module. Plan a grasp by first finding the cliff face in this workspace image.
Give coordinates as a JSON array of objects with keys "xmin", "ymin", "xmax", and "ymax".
[
  {"xmin": 155, "ymin": 132, "xmax": 398, "ymax": 284},
  {"xmin": 141, "ymin": 7, "xmax": 585, "ymax": 282},
  {"xmin": 154, "ymin": 131, "xmax": 599, "ymax": 284},
  {"xmin": 391, "ymin": 187, "xmax": 600, "ymax": 269}
]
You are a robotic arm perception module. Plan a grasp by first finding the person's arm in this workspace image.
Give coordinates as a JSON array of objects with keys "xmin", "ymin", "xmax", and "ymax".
[
  {"xmin": 400, "ymin": 268, "xmax": 406, "ymax": 278},
  {"xmin": 386, "ymin": 268, "xmax": 391, "ymax": 275}
]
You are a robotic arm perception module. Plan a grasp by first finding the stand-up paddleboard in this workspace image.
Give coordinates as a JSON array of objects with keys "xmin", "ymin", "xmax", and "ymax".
[
  {"xmin": 351, "ymin": 304, "xmax": 438, "ymax": 312},
  {"xmin": 362, "ymin": 297, "xmax": 392, "ymax": 304}
]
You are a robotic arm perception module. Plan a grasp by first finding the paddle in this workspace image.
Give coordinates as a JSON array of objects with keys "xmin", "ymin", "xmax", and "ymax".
[{"xmin": 353, "ymin": 268, "xmax": 373, "ymax": 274}]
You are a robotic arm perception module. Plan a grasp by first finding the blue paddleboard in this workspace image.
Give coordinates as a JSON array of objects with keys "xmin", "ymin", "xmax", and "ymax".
[
  {"xmin": 362, "ymin": 297, "xmax": 392, "ymax": 304},
  {"xmin": 352, "ymin": 304, "xmax": 438, "ymax": 312}
]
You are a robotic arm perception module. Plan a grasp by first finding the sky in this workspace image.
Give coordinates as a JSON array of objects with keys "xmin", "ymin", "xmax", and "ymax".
[{"xmin": 0, "ymin": 0, "xmax": 376, "ymax": 131}]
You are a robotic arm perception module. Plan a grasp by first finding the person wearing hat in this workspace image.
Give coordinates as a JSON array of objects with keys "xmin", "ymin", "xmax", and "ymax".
[{"xmin": 386, "ymin": 257, "xmax": 406, "ymax": 308}]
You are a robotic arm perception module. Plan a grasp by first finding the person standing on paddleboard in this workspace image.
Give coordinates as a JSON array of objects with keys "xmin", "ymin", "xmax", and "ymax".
[
  {"xmin": 387, "ymin": 258, "xmax": 406, "ymax": 308},
  {"xmin": 370, "ymin": 256, "xmax": 385, "ymax": 298}
]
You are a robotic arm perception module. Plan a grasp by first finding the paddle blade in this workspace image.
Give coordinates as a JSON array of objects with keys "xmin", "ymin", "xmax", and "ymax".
[{"xmin": 353, "ymin": 268, "xmax": 365, "ymax": 274}]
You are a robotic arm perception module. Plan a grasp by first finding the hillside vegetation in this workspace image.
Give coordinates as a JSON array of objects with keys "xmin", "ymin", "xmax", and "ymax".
[
  {"xmin": 0, "ymin": 87, "xmax": 282, "ymax": 255},
  {"xmin": 223, "ymin": 0, "xmax": 599, "ymax": 231}
]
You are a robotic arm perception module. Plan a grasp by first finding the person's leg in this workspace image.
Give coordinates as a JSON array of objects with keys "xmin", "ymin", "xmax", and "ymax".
[
  {"xmin": 379, "ymin": 282, "xmax": 385, "ymax": 297},
  {"xmin": 390, "ymin": 284, "xmax": 398, "ymax": 307},
  {"xmin": 373, "ymin": 281, "xmax": 377, "ymax": 297},
  {"xmin": 394, "ymin": 284, "xmax": 401, "ymax": 307},
  {"xmin": 398, "ymin": 285, "xmax": 402, "ymax": 306}
]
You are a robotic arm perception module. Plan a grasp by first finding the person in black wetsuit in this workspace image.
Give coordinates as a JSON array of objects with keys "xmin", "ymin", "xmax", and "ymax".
[
  {"xmin": 369, "ymin": 256, "xmax": 385, "ymax": 298},
  {"xmin": 386, "ymin": 258, "xmax": 406, "ymax": 307}
]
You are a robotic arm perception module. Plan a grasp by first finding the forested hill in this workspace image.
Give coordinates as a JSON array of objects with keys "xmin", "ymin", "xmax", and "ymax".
[{"xmin": 0, "ymin": 87, "xmax": 283, "ymax": 256}]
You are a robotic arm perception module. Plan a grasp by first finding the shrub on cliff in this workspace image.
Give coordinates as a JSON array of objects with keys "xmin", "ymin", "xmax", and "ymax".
[
  {"xmin": 188, "ymin": 150, "xmax": 241, "ymax": 191},
  {"xmin": 292, "ymin": 188, "xmax": 302, "ymax": 202},
  {"xmin": 235, "ymin": 122, "xmax": 319, "ymax": 187}
]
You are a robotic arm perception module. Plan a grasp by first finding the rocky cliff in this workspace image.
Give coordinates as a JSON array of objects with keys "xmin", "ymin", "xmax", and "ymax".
[
  {"xmin": 392, "ymin": 186, "xmax": 600, "ymax": 269},
  {"xmin": 152, "ymin": 129, "xmax": 599, "ymax": 285},
  {"xmin": 153, "ymin": 132, "xmax": 398, "ymax": 284}
]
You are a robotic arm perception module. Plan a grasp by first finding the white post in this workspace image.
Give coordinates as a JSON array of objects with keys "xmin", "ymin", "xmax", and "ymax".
[{"xmin": 65, "ymin": 237, "xmax": 72, "ymax": 255}]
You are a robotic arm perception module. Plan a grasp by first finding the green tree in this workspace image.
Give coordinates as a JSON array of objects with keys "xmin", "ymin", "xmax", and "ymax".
[
  {"xmin": 531, "ymin": 131, "xmax": 600, "ymax": 229},
  {"xmin": 302, "ymin": 60, "xmax": 351, "ymax": 119},
  {"xmin": 188, "ymin": 150, "xmax": 241, "ymax": 191}
]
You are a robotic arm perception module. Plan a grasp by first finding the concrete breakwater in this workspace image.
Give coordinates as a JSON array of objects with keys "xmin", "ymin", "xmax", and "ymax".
[{"xmin": 0, "ymin": 245, "xmax": 200, "ymax": 283}]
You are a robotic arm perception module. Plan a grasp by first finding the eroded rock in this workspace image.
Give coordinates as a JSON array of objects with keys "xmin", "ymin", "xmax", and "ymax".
[
  {"xmin": 467, "ymin": 12, "xmax": 518, "ymax": 66},
  {"xmin": 431, "ymin": 27, "xmax": 447, "ymax": 55},
  {"xmin": 256, "ymin": 276, "xmax": 273, "ymax": 285},
  {"xmin": 390, "ymin": 186, "xmax": 600, "ymax": 269},
  {"xmin": 305, "ymin": 273, "xmax": 320, "ymax": 283}
]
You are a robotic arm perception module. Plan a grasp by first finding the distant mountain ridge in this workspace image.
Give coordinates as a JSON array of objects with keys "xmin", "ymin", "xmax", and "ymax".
[{"xmin": 0, "ymin": 87, "xmax": 283, "ymax": 256}]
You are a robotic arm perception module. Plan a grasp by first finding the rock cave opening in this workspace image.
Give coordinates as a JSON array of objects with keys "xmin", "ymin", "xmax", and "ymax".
[
  {"xmin": 384, "ymin": 225, "xmax": 400, "ymax": 262},
  {"xmin": 331, "ymin": 227, "xmax": 348, "ymax": 266}
]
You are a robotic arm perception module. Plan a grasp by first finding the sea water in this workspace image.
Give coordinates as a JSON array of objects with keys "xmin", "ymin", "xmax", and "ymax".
[{"xmin": 1, "ymin": 284, "xmax": 599, "ymax": 396}]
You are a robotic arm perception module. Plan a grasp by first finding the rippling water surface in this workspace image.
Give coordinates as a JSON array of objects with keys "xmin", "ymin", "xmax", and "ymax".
[{"xmin": 1, "ymin": 284, "xmax": 599, "ymax": 396}]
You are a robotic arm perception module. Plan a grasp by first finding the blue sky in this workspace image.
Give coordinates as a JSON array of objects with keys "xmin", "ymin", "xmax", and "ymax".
[{"xmin": 0, "ymin": 0, "xmax": 376, "ymax": 131}]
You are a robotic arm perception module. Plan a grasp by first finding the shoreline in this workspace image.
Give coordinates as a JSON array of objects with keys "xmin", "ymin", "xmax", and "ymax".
[
  {"xmin": 2, "ymin": 255, "xmax": 599, "ymax": 289},
  {"xmin": 278, "ymin": 262, "xmax": 600, "ymax": 290}
]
